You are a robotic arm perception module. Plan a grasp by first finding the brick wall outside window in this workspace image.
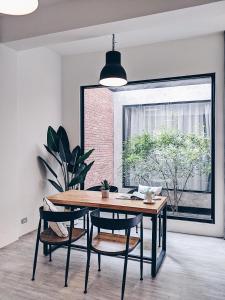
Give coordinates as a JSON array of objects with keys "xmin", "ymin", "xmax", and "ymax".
[{"xmin": 84, "ymin": 88, "xmax": 114, "ymax": 188}]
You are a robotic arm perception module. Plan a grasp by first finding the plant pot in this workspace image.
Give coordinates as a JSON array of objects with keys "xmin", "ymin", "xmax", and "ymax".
[{"xmin": 101, "ymin": 190, "xmax": 109, "ymax": 198}]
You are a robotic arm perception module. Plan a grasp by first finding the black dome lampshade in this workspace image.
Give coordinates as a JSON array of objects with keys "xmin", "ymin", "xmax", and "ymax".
[{"xmin": 99, "ymin": 34, "xmax": 127, "ymax": 87}]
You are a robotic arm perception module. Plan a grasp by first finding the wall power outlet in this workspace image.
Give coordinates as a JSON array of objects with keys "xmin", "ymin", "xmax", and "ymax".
[{"xmin": 21, "ymin": 217, "xmax": 28, "ymax": 224}]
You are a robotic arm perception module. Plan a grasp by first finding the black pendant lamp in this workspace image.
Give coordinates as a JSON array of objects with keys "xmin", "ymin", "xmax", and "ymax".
[{"xmin": 99, "ymin": 34, "xmax": 127, "ymax": 87}]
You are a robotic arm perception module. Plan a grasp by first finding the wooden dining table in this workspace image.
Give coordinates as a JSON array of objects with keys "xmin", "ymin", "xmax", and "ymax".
[{"xmin": 47, "ymin": 190, "xmax": 167, "ymax": 277}]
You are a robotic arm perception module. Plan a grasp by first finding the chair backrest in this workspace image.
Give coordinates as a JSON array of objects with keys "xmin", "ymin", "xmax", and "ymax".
[
  {"xmin": 90, "ymin": 209, "xmax": 142, "ymax": 231},
  {"xmin": 39, "ymin": 206, "xmax": 88, "ymax": 222},
  {"xmin": 86, "ymin": 185, "xmax": 118, "ymax": 192},
  {"xmin": 127, "ymin": 188, "xmax": 137, "ymax": 194}
]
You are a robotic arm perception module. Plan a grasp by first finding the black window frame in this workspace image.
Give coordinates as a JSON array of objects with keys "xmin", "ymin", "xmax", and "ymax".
[{"xmin": 80, "ymin": 73, "xmax": 215, "ymax": 224}]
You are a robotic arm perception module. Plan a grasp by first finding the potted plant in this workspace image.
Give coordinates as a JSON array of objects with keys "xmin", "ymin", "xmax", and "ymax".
[
  {"xmin": 38, "ymin": 125, "xmax": 94, "ymax": 192},
  {"xmin": 101, "ymin": 179, "xmax": 110, "ymax": 198}
]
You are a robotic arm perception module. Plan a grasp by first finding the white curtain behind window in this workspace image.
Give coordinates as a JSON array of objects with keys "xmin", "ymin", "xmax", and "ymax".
[{"xmin": 124, "ymin": 101, "xmax": 211, "ymax": 191}]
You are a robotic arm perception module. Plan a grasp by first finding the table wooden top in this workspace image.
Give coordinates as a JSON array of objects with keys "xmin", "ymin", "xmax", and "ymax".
[{"xmin": 48, "ymin": 190, "xmax": 167, "ymax": 215}]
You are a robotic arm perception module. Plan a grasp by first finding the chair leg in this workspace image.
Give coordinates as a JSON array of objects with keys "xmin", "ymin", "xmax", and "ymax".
[
  {"xmin": 49, "ymin": 245, "xmax": 52, "ymax": 262},
  {"xmin": 136, "ymin": 225, "xmax": 138, "ymax": 234},
  {"xmin": 112, "ymin": 212, "xmax": 115, "ymax": 234},
  {"xmin": 98, "ymin": 254, "xmax": 101, "ymax": 271},
  {"xmin": 83, "ymin": 215, "xmax": 86, "ymax": 230},
  {"xmin": 140, "ymin": 222, "xmax": 143, "ymax": 281},
  {"xmin": 125, "ymin": 214, "xmax": 128, "ymax": 235},
  {"xmin": 64, "ymin": 244, "xmax": 72, "ymax": 287},
  {"xmin": 31, "ymin": 233, "xmax": 40, "ymax": 281},
  {"xmin": 84, "ymin": 248, "xmax": 91, "ymax": 294},
  {"xmin": 121, "ymin": 253, "xmax": 129, "ymax": 300}
]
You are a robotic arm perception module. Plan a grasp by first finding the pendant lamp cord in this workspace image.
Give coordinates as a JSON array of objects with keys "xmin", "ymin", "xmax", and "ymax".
[{"xmin": 112, "ymin": 34, "xmax": 115, "ymax": 51}]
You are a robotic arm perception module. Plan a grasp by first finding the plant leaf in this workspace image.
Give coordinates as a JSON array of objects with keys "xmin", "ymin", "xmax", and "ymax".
[
  {"xmin": 68, "ymin": 176, "xmax": 81, "ymax": 188},
  {"xmin": 76, "ymin": 149, "xmax": 94, "ymax": 165},
  {"xmin": 44, "ymin": 144, "xmax": 62, "ymax": 166},
  {"xmin": 68, "ymin": 146, "xmax": 81, "ymax": 174},
  {"xmin": 67, "ymin": 163, "xmax": 75, "ymax": 173},
  {"xmin": 79, "ymin": 161, "xmax": 95, "ymax": 181},
  {"xmin": 47, "ymin": 126, "xmax": 59, "ymax": 152},
  {"xmin": 38, "ymin": 156, "xmax": 58, "ymax": 179},
  {"xmin": 69, "ymin": 163, "xmax": 86, "ymax": 178},
  {"xmin": 68, "ymin": 161, "xmax": 94, "ymax": 187},
  {"xmin": 70, "ymin": 146, "xmax": 81, "ymax": 166},
  {"xmin": 57, "ymin": 126, "xmax": 70, "ymax": 152},
  {"xmin": 76, "ymin": 162, "xmax": 87, "ymax": 175},
  {"xmin": 48, "ymin": 179, "xmax": 63, "ymax": 192},
  {"xmin": 59, "ymin": 139, "xmax": 71, "ymax": 163}
]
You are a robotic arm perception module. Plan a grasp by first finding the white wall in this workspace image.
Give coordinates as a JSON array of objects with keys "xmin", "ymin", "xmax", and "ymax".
[
  {"xmin": 0, "ymin": 46, "xmax": 62, "ymax": 248},
  {"xmin": 62, "ymin": 33, "xmax": 224, "ymax": 237},
  {"xmin": 17, "ymin": 47, "xmax": 62, "ymax": 237},
  {"xmin": 0, "ymin": 45, "xmax": 19, "ymax": 248}
]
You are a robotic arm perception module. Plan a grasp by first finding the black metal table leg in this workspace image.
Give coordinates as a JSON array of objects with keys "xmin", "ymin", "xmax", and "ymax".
[
  {"xmin": 152, "ymin": 205, "xmax": 167, "ymax": 277},
  {"xmin": 158, "ymin": 214, "xmax": 161, "ymax": 247},
  {"xmin": 162, "ymin": 205, "xmax": 167, "ymax": 251},
  {"xmin": 151, "ymin": 214, "xmax": 157, "ymax": 277}
]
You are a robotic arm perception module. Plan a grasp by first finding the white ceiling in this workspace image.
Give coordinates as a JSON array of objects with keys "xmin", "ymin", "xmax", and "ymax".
[
  {"xmin": 5, "ymin": 1, "xmax": 225, "ymax": 56},
  {"xmin": 39, "ymin": 0, "xmax": 70, "ymax": 7},
  {"xmin": 48, "ymin": 1, "xmax": 225, "ymax": 55},
  {"xmin": 0, "ymin": 0, "xmax": 221, "ymax": 43}
]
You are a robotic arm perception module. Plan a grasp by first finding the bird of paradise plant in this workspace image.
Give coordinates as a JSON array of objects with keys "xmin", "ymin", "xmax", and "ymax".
[{"xmin": 38, "ymin": 125, "xmax": 94, "ymax": 192}]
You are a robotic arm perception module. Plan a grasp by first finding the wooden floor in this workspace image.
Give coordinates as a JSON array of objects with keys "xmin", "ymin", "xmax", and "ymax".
[{"xmin": 0, "ymin": 229, "xmax": 225, "ymax": 300}]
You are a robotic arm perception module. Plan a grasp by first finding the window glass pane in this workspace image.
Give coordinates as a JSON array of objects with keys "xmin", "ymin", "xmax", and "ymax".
[
  {"xmin": 123, "ymin": 100, "xmax": 211, "ymax": 193},
  {"xmin": 82, "ymin": 75, "xmax": 214, "ymax": 222}
]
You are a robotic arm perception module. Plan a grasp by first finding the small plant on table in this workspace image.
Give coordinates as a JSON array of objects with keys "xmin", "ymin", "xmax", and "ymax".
[{"xmin": 101, "ymin": 179, "xmax": 110, "ymax": 198}]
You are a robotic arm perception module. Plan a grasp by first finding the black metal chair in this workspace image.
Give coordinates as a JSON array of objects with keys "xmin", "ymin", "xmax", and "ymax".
[
  {"xmin": 32, "ymin": 206, "xmax": 89, "ymax": 287},
  {"xmin": 127, "ymin": 188, "xmax": 138, "ymax": 194},
  {"xmin": 86, "ymin": 185, "xmax": 118, "ymax": 192},
  {"xmin": 86, "ymin": 185, "xmax": 119, "ymax": 232},
  {"xmin": 84, "ymin": 209, "xmax": 143, "ymax": 300},
  {"xmin": 127, "ymin": 188, "xmax": 140, "ymax": 233}
]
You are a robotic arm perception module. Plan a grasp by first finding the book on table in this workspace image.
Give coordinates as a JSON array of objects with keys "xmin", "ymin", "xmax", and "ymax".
[{"xmin": 116, "ymin": 191, "xmax": 161, "ymax": 201}]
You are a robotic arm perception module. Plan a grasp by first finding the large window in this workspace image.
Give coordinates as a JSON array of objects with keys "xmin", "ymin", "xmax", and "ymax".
[{"xmin": 81, "ymin": 74, "xmax": 215, "ymax": 223}]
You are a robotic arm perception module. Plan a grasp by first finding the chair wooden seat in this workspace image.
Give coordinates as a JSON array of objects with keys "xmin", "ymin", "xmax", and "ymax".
[
  {"xmin": 84, "ymin": 210, "xmax": 143, "ymax": 299},
  {"xmin": 40, "ymin": 227, "xmax": 86, "ymax": 245},
  {"xmin": 92, "ymin": 232, "xmax": 140, "ymax": 255},
  {"xmin": 32, "ymin": 206, "xmax": 89, "ymax": 288}
]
